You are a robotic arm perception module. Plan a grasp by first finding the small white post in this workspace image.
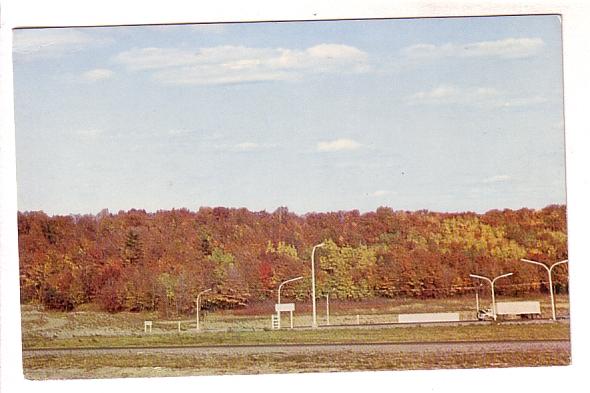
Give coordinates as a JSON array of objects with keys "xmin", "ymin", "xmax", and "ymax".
[
  {"xmin": 178, "ymin": 321, "xmax": 181, "ymax": 333},
  {"xmin": 290, "ymin": 310, "xmax": 294, "ymax": 329}
]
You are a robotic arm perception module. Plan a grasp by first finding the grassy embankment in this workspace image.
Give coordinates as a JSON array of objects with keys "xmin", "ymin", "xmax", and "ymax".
[
  {"xmin": 23, "ymin": 348, "xmax": 570, "ymax": 379},
  {"xmin": 21, "ymin": 295, "xmax": 570, "ymax": 348}
]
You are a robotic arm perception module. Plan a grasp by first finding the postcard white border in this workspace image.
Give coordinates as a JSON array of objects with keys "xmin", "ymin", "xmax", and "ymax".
[{"xmin": 1, "ymin": 1, "xmax": 589, "ymax": 392}]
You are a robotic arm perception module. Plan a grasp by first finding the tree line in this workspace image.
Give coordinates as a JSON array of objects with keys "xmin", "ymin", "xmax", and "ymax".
[{"xmin": 17, "ymin": 205, "xmax": 568, "ymax": 315}]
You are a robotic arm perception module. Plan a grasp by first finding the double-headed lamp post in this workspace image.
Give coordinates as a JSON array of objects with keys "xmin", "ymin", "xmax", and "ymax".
[
  {"xmin": 311, "ymin": 242, "xmax": 325, "ymax": 328},
  {"xmin": 278, "ymin": 276, "xmax": 303, "ymax": 304},
  {"xmin": 469, "ymin": 273, "xmax": 513, "ymax": 320},
  {"xmin": 196, "ymin": 288, "xmax": 211, "ymax": 332},
  {"xmin": 521, "ymin": 258, "xmax": 568, "ymax": 320}
]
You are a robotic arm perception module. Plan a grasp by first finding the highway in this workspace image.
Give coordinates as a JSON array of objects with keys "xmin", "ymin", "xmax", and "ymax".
[{"xmin": 23, "ymin": 339, "xmax": 570, "ymax": 357}]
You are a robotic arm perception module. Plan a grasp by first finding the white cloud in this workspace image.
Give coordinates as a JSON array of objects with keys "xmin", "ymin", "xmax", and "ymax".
[
  {"xmin": 82, "ymin": 68, "xmax": 114, "ymax": 81},
  {"xmin": 409, "ymin": 85, "xmax": 500, "ymax": 105},
  {"xmin": 154, "ymin": 65, "xmax": 290, "ymax": 86},
  {"xmin": 497, "ymin": 96, "xmax": 548, "ymax": 108},
  {"xmin": 13, "ymin": 29, "xmax": 111, "ymax": 58},
  {"xmin": 462, "ymin": 38, "xmax": 545, "ymax": 58},
  {"xmin": 317, "ymin": 138, "xmax": 362, "ymax": 152},
  {"xmin": 114, "ymin": 47, "xmax": 207, "ymax": 71},
  {"xmin": 482, "ymin": 175, "xmax": 511, "ymax": 184},
  {"xmin": 401, "ymin": 37, "xmax": 545, "ymax": 60},
  {"xmin": 114, "ymin": 43, "xmax": 369, "ymax": 85},
  {"xmin": 408, "ymin": 84, "xmax": 547, "ymax": 109}
]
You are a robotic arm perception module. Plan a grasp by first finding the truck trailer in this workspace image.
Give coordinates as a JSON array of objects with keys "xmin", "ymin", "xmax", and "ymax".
[{"xmin": 477, "ymin": 301, "xmax": 541, "ymax": 320}]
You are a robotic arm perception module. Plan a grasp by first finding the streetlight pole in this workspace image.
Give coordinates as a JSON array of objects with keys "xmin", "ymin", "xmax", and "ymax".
[
  {"xmin": 278, "ymin": 276, "xmax": 303, "ymax": 304},
  {"xmin": 469, "ymin": 273, "xmax": 513, "ymax": 320},
  {"xmin": 521, "ymin": 258, "xmax": 568, "ymax": 320},
  {"xmin": 310, "ymin": 242, "xmax": 325, "ymax": 329},
  {"xmin": 196, "ymin": 288, "xmax": 211, "ymax": 332}
]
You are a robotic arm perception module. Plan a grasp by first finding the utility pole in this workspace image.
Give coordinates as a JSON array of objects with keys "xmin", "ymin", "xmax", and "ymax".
[
  {"xmin": 469, "ymin": 273, "xmax": 513, "ymax": 320},
  {"xmin": 278, "ymin": 276, "xmax": 303, "ymax": 304},
  {"xmin": 310, "ymin": 243, "xmax": 325, "ymax": 328},
  {"xmin": 521, "ymin": 259, "xmax": 568, "ymax": 320}
]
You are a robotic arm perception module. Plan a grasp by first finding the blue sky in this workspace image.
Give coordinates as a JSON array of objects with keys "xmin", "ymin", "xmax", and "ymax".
[{"xmin": 12, "ymin": 15, "xmax": 565, "ymax": 215}]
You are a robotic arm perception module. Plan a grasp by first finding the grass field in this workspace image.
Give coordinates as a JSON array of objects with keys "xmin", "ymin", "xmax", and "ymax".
[
  {"xmin": 22, "ymin": 323, "xmax": 570, "ymax": 349},
  {"xmin": 21, "ymin": 294, "xmax": 570, "ymax": 340},
  {"xmin": 23, "ymin": 347, "xmax": 570, "ymax": 379},
  {"xmin": 20, "ymin": 295, "xmax": 571, "ymax": 379}
]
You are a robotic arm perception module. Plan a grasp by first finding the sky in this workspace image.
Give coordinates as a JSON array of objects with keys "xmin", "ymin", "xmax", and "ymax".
[{"xmin": 12, "ymin": 15, "xmax": 566, "ymax": 215}]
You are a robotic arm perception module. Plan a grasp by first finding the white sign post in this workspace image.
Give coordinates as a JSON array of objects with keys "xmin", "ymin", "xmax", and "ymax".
[{"xmin": 275, "ymin": 303, "xmax": 295, "ymax": 329}]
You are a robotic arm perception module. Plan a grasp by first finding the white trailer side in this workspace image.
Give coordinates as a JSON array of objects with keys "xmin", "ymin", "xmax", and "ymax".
[
  {"xmin": 496, "ymin": 301, "xmax": 541, "ymax": 316},
  {"xmin": 398, "ymin": 312, "xmax": 461, "ymax": 323}
]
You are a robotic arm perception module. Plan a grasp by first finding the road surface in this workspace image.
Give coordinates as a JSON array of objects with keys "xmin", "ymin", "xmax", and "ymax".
[{"xmin": 24, "ymin": 339, "xmax": 569, "ymax": 357}]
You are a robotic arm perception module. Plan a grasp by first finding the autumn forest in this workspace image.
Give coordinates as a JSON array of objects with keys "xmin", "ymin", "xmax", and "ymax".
[{"xmin": 17, "ymin": 205, "xmax": 568, "ymax": 314}]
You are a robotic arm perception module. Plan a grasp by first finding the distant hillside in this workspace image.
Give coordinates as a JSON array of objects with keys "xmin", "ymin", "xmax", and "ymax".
[{"xmin": 17, "ymin": 205, "xmax": 567, "ymax": 313}]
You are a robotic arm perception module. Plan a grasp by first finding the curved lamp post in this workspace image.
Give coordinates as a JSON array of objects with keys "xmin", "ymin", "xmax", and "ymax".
[
  {"xmin": 310, "ymin": 242, "xmax": 325, "ymax": 328},
  {"xmin": 521, "ymin": 258, "xmax": 568, "ymax": 320},
  {"xmin": 469, "ymin": 273, "xmax": 513, "ymax": 320},
  {"xmin": 278, "ymin": 276, "xmax": 303, "ymax": 304},
  {"xmin": 196, "ymin": 288, "xmax": 211, "ymax": 332}
]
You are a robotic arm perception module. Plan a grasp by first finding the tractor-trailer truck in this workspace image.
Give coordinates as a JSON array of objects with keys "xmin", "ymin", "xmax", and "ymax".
[
  {"xmin": 478, "ymin": 301, "xmax": 541, "ymax": 320},
  {"xmin": 496, "ymin": 301, "xmax": 541, "ymax": 316}
]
